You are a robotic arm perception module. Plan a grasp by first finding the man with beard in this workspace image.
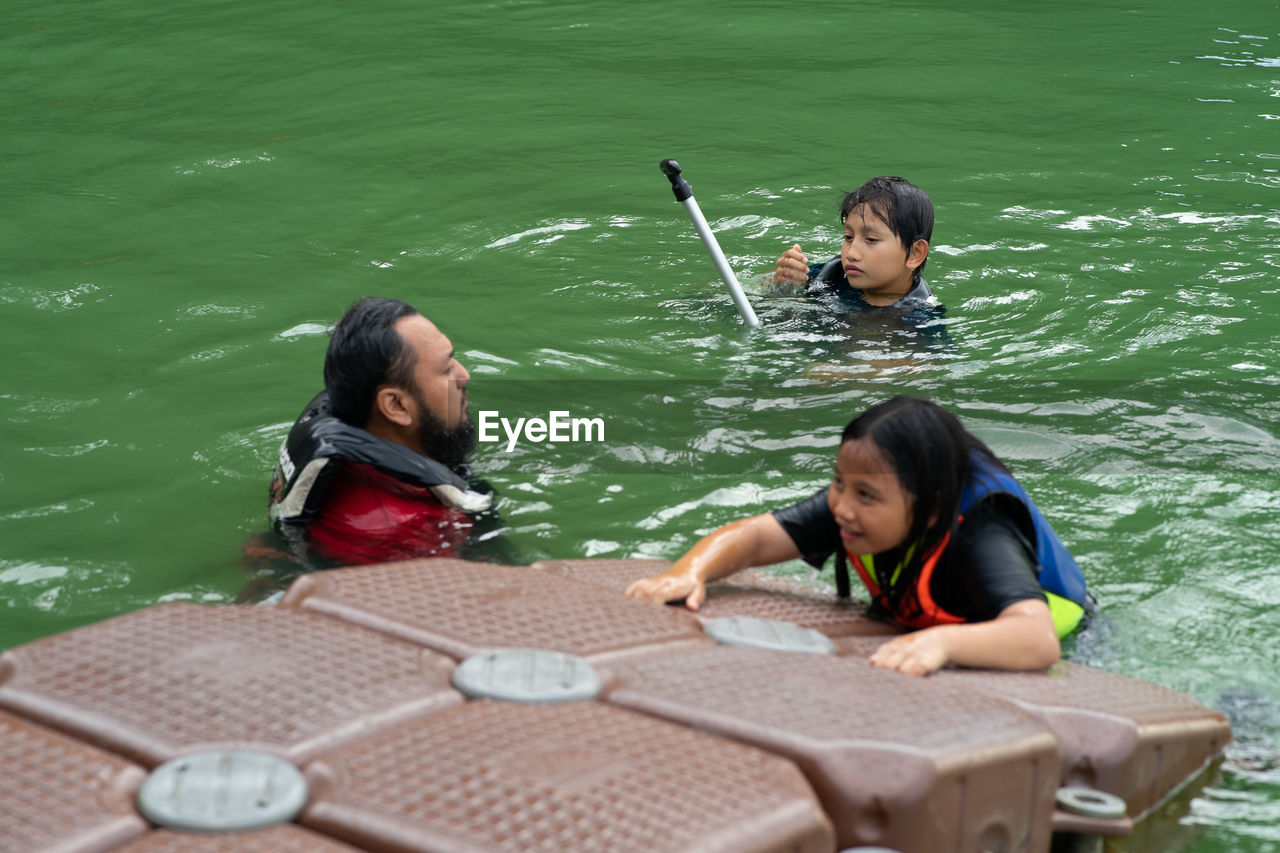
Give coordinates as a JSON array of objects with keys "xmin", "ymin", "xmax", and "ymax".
[{"xmin": 266, "ymin": 297, "xmax": 494, "ymax": 566}]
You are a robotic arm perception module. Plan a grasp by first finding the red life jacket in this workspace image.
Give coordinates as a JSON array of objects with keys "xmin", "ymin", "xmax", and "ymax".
[
  {"xmin": 269, "ymin": 391, "xmax": 491, "ymax": 566},
  {"xmin": 306, "ymin": 461, "xmax": 474, "ymax": 565}
]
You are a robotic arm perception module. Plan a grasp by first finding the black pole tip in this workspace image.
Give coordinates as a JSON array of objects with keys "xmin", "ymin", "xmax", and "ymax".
[{"xmin": 660, "ymin": 159, "xmax": 693, "ymax": 201}]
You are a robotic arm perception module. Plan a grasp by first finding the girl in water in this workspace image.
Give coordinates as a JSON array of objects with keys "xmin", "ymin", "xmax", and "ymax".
[{"xmin": 626, "ymin": 397, "xmax": 1089, "ymax": 676}]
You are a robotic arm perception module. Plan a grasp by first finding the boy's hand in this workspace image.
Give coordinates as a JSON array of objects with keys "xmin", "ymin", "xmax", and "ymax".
[
  {"xmin": 625, "ymin": 569, "xmax": 708, "ymax": 611},
  {"xmin": 774, "ymin": 244, "xmax": 810, "ymax": 285}
]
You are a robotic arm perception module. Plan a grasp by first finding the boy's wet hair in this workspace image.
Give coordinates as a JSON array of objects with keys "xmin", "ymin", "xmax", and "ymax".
[
  {"xmin": 324, "ymin": 296, "xmax": 420, "ymax": 426},
  {"xmin": 841, "ymin": 396, "xmax": 1006, "ymax": 619},
  {"xmin": 839, "ymin": 176, "xmax": 934, "ymax": 279}
]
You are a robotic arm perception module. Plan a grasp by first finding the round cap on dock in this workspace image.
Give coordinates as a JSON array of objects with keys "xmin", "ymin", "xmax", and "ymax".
[
  {"xmin": 137, "ymin": 751, "xmax": 307, "ymax": 832},
  {"xmin": 702, "ymin": 616, "xmax": 836, "ymax": 655},
  {"xmin": 1055, "ymin": 786, "xmax": 1127, "ymax": 820},
  {"xmin": 452, "ymin": 648, "xmax": 604, "ymax": 703}
]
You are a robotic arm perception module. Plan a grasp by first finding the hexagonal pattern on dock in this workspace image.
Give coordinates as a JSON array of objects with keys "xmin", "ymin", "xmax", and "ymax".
[
  {"xmin": 0, "ymin": 601, "xmax": 463, "ymax": 767},
  {"xmin": 0, "ymin": 558, "xmax": 1232, "ymax": 853},
  {"xmin": 604, "ymin": 643, "xmax": 1062, "ymax": 852},
  {"xmin": 281, "ymin": 558, "xmax": 710, "ymax": 662},
  {"xmin": 114, "ymin": 826, "xmax": 366, "ymax": 852},
  {"xmin": 0, "ymin": 709, "xmax": 148, "ymax": 853},
  {"xmin": 302, "ymin": 699, "xmax": 835, "ymax": 853},
  {"xmin": 530, "ymin": 558, "xmax": 900, "ymax": 637},
  {"xmin": 834, "ymin": 635, "xmax": 1233, "ymax": 820}
]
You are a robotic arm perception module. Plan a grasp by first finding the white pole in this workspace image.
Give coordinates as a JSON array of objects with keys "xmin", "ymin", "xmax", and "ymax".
[{"xmin": 660, "ymin": 160, "xmax": 760, "ymax": 327}]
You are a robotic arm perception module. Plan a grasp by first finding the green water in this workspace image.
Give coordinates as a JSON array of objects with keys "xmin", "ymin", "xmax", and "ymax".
[{"xmin": 3, "ymin": 0, "xmax": 1278, "ymax": 847}]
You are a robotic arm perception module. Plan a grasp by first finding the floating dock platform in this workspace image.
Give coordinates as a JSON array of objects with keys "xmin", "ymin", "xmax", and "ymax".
[{"xmin": 0, "ymin": 558, "xmax": 1231, "ymax": 852}]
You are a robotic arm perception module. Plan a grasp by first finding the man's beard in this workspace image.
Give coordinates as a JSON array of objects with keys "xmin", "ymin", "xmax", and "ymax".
[{"xmin": 411, "ymin": 386, "xmax": 476, "ymax": 471}]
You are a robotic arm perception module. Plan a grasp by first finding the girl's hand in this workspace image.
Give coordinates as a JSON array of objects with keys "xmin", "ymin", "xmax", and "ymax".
[
  {"xmin": 869, "ymin": 629, "xmax": 951, "ymax": 677},
  {"xmin": 774, "ymin": 244, "xmax": 810, "ymax": 285},
  {"xmin": 868, "ymin": 600, "xmax": 1060, "ymax": 676},
  {"xmin": 625, "ymin": 568, "xmax": 708, "ymax": 611},
  {"xmin": 625, "ymin": 514, "xmax": 801, "ymax": 612}
]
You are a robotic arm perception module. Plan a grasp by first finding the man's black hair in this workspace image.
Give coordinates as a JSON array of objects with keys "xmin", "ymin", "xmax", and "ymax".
[
  {"xmin": 839, "ymin": 176, "xmax": 935, "ymax": 281},
  {"xmin": 841, "ymin": 396, "xmax": 1006, "ymax": 620},
  {"xmin": 323, "ymin": 297, "xmax": 420, "ymax": 426}
]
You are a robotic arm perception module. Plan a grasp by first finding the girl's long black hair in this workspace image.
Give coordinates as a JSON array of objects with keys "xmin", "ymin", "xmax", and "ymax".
[{"xmin": 841, "ymin": 396, "xmax": 1008, "ymax": 620}]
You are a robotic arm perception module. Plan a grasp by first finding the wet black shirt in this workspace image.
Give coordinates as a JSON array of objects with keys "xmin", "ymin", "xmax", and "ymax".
[{"xmin": 773, "ymin": 489, "xmax": 1046, "ymax": 622}]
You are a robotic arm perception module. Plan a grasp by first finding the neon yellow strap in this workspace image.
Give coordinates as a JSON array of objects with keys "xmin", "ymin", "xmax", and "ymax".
[
  {"xmin": 861, "ymin": 542, "xmax": 918, "ymax": 588},
  {"xmin": 861, "ymin": 552, "xmax": 876, "ymax": 584},
  {"xmin": 1046, "ymin": 592, "xmax": 1085, "ymax": 638}
]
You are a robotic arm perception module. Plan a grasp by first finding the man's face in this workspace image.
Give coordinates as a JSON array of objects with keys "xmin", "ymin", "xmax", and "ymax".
[
  {"xmin": 409, "ymin": 383, "xmax": 476, "ymax": 470},
  {"xmin": 394, "ymin": 315, "xmax": 475, "ymax": 467}
]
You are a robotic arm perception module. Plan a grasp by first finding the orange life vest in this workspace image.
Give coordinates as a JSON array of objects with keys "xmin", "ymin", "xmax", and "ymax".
[{"xmin": 847, "ymin": 529, "xmax": 965, "ymax": 629}]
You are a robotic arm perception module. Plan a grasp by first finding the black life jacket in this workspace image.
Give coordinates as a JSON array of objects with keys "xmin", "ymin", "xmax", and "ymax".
[
  {"xmin": 268, "ymin": 391, "xmax": 491, "ymax": 532},
  {"xmin": 813, "ymin": 257, "xmax": 937, "ymax": 309}
]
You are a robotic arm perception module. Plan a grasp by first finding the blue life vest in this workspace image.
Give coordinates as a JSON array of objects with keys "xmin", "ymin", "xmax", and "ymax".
[{"xmin": 959, "ymin": 450, "xmax": 1088, "ymax": 609}]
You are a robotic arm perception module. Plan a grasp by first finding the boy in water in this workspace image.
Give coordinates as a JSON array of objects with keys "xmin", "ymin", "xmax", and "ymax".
[{"xmin": 771, "ymin": 176, "xmax": 942, "ymax": 331}]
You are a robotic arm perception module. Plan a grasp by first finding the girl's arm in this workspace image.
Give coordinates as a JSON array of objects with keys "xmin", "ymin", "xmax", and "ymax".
[
  {"xmin": 868, "ymin": 598, "xmax": 1059, "ymax": 676},
  {"xmin": 625, "ymin": 513, "xmax": 802, "ymax": 611}
]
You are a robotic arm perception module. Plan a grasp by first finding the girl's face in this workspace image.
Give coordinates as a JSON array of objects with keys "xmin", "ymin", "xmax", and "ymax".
[{"xmin": 827, "ymin": 438, "xmax": 915, "ymax": 555}]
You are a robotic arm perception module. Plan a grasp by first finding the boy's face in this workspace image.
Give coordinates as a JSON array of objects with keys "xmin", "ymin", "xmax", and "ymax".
[{"xmin": 840, "ymin": 204, "xmax": 926, "ymax": 306}]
